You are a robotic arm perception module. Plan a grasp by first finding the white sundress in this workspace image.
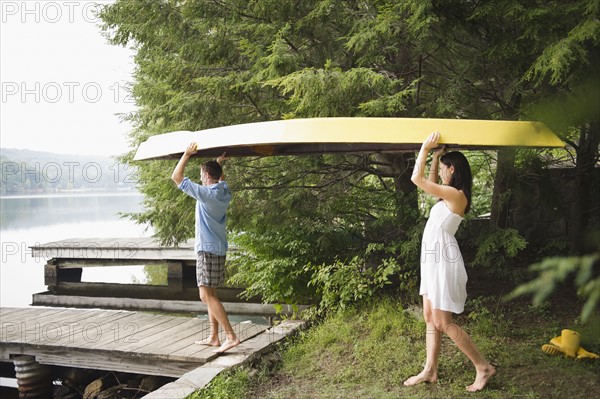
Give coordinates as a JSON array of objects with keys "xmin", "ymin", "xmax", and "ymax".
[{"xmin": 419, "ymin": 201, "xmax": 468, "ymax": 314}]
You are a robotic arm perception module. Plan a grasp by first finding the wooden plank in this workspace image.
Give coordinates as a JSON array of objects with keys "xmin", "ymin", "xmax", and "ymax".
[
  {"xmin": 51, "ymin": 311, "xmax": 140, "ymax": 349},
  {"xmin": 0, "ymin": 343, "xmax": 199, "ymax": 377},
  {"xmin": 3, "ymin": 309, "xmax": 110, "ymax": 345},
  {"xmin": 24, "ymin": 308, "xmax": 108, "ymax": 334},
  {"xmin": 55, "ymin": 259, "xmax": 172, "ymax": 268},
  {"xmin": 113, "ymin": 316, "xmax": 192, "ymax": 353},
  {"xmin": 30, "ymin": 237, "xmax": 197, "ymax": 261},
  {"xmin": 150, "ymin": 319, "xmax": 268, "ymax": 362},
  {"xmin": 138, "ymin": 237, "xmax": 158, "ymax": 247},
  {"xmin": 148, "ymin": 322, "xmax": 220, "ymax": 358},
  {"xmin": 44, "ymin": 283, "xmax": 188, "ymax": 299},
  {"xmin": 131, "ymin": 330, "xmax": 218, "ymax": 363},
  {"xmin": 2, "ymin": 306, "xmax": 307, "ymax": 389},
  {"xmin": 13, "ymin": 308, "xmax": 72, "ymax": 325},
  {"xmin": 31, "ymin": 294, "xmax": 292, "ymax": 316},
  {"xmin": 168, "ymin": 342, "xmax": 217, "ymax": 362},
  {"xmin": 84, "ymin": 312, "xmax": 170, "ymax": 351},
  {"xmin": 168, "ymin": 322, "xmax": 269, "ymax": 361},
  {"xmin": 0, "ymin": 307, "xmax": 42, "ymax": 323},
  {"xmin": 40, "ymin": 286, "xmax": 248, "ymax": 302},
  {"xmin": 1, "ymin": 309, "xmax": 206, "ymax": 364},
  {"xmin": 0, "ymin": 307, "xmax": 77, "ymax": 327},
  {"xmin": 148, "ymin": 321, "xmax": 306, "ymax": 398},
  {"xmin": 0, "ymin": 307, "xmax": 28, "ymax": 316},
  {"xmin": 0, "ymin": 306, "xmax": 40, "ymax": 315},
  {"xmin": 41, "ymin": 309, "xmax": 113, "ymax": 331},
  {"xmin": 125, "ymin": 318, "xmax": 210, "ymax": 355},
  {"xmin": 29, "ymin": 238, "xmax": 229, "ymax": 268}
]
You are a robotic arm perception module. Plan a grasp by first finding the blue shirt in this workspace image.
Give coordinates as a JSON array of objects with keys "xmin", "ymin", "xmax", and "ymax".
[{"xmin": 178, "ymin": 177, "xmax": 231, "ymax": 256}]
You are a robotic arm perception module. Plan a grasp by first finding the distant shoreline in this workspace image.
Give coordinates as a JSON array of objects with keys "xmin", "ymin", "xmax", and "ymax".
[{"xmin": 0, "ymin": 191, "xmax": 142, "ymax": 200}]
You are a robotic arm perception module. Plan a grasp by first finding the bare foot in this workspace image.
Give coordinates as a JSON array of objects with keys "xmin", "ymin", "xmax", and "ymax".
[
  {"xmin": 194, "ymin": 337, "xmax": 220, "ymax": 347},
  {"xmin": 466, "ymin": 364, "xmax": 496, "ymax": 392},
  {"xmin": 403, "ymin": 370, "xmax": 438, "ymax": 386},
  {"xmin": 213, "ymin": 338, "xmax": 241, "ymax": 353}
]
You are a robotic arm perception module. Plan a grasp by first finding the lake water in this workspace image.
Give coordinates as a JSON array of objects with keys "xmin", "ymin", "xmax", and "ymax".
[{"xmin": 0, "ymin": 192, "xmax": 153, "ymax": 308}]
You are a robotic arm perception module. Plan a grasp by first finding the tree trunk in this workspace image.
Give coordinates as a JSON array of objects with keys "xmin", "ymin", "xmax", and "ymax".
[
  {"xmin": 363, "ymin": 153, "xmax": 417, "ymax": 270},
  {"xmin": 491, "ymin": 148, "xmax": 516, "ymax": 228},
  {"xmin": 572, "ymin": 122, "xmax": 600, "ymax": 253},
  {"xmin": 391, "ymin": 153, "xmax": 419, "ymax": 228}
]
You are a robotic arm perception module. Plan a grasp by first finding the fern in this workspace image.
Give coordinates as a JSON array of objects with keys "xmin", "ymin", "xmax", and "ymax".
[
  {"xmin": 473, "ymin": 227, "xmax": 528, "ymax": 278},
  {"xmin": 505, "ymin": 253, "xmax": 600, "ymax": 322}
]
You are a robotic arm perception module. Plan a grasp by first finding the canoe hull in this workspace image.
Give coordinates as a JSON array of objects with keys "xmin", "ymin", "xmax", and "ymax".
[{"xmin": 133, "ymin": 117, "xmax": 564, "ymax": 160}]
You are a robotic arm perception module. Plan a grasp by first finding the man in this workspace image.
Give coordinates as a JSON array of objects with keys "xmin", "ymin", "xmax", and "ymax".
[{"xmin": 171, "ymin": 143, "xmax": 240, "ymax": 353}]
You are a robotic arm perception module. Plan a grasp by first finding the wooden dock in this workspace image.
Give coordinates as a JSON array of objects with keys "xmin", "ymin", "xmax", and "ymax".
[
  {"xmin": 27, "ymin": 238, "xmax": 308, "ymax": 316},
  {"xmin": 3, "ymin": 238, "xmax": 310, "ymax": 398},
  {"xmin": 31, "ymin": 237, "xmax": 197, "ymax": 287},
  {"xmin": 0, "ymin": 307, "xmax": 269, "ymax": 378},
  {"xmin": 30, "ymin": 237, "xmax": 198, "ymax": 266}
]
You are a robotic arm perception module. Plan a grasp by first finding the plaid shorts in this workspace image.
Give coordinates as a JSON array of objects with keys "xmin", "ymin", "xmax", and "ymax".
[{"xmin": 196, "ymin": 251, "xmax": 226, "ymax": 287}]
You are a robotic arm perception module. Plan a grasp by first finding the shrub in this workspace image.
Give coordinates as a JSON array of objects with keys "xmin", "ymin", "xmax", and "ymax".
[
  {"xmin": 305, "ymin": 256, "xmax": 412, "ymax": 315},
  {"xmin": 473, "ymin": 227, "xmax": 528, "ymax": 278}
]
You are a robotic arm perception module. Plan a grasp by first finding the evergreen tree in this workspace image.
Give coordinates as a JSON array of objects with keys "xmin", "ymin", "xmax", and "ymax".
[{"xmin": 100, "ymin": 0, "xmax": 598, "ymax": 304}]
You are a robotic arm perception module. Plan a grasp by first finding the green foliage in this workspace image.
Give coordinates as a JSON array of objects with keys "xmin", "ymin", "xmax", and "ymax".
[
  {"xmin": 466, "ymin": 151, "xmax": 495, "ymax": 217},
  {"xmin": 525, "ymin": 0, "xmax": 599, "ymax": 87},
  {"xmin": 99, "ymin": 0, "xmax": 598, "ymax": 310},
  {"xmin": 267, "ymin": 65, "xmax": 412, "ymax": 117},
  {"xmin": 228, "ymin": 255, "xmax": 313, "ymax": 305},
  {"xmin": 506, "ymin": 252, "xmax": 600, "ymax": 323},
  {"xmin": 263, "ymin": 296, "xmax": 599, "ymax": 398},
  {"xmin": 225, "ymin": 153, "xmax": 412, "ymax": 305},
  {"xmin": 186, "ymin": 368, "xmax": 251, "ymax": 399},
  {"xmin": 466, "ymin": 297, "xmax": 510, "ymax": 338},
  {"xmin": 282, "ymin": 298, "xmax": 424, "ymax": 387},
  {"xmin": 473, "ymin": 227, "xmax": 528, "ymax": 278},
  {"xmin": 305, "ymin": 256, "xmax": 410, "ymax": 314},
  {"xmin": 188, "ymin": 295, "xmax": 600, "ymax": 398}
]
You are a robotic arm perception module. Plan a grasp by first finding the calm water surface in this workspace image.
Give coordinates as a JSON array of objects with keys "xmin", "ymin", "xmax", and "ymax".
[{"xmin": 0, "ymin": 192, "xmax": 153, "ymax": 308}]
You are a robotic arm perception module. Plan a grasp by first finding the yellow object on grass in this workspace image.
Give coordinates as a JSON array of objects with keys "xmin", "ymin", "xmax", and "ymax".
[{"xmin": 541, "ymin": 329, "xmax": 599, "ymax": 360}]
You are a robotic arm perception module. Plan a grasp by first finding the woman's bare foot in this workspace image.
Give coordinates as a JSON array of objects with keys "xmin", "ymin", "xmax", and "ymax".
[
  {"xmin": 194, "ymin": 337, "xmax": 220, "ymax": 347},
  {"xmin": 213, "ymin": 338, "xmax": 241, "ymax": 353},
  {"xmin": 403, "ymin": 369, "xmax": 438, "ymax": 386},
  {"xmin": 466, "ymin": 364, "xmax": 496, "ymax": 392}
]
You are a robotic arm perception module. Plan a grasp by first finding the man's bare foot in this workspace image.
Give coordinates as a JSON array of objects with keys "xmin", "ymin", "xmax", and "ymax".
[
  {"xmin": 466, "ymin": 364, "xmax": 496, "ymax": 392},
  {"xmin": 213, "ymin": 338, "xmax": 241, "ymax": 353},
  {"xmin": 194, "ymin": 337, "xmax": 220, "ymax": 347},
  {"xmin": 403, "ymin": 370, "xmax": 438, "ymax": 386}
]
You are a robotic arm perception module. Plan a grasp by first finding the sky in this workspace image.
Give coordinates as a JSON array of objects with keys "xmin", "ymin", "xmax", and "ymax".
[{"xmin": 1, "ymin": 0, "xmax": 137, "ymax": 157}]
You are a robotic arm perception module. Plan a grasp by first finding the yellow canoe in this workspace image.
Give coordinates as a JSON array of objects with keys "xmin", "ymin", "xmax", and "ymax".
[{"xmin": 133, "ymin": 117, "xmax": 564, "ymax": 160}]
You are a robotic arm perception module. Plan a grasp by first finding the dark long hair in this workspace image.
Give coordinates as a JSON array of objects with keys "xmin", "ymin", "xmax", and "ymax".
[{"xmin": 440, "ymin": 151, "xmax": 472, "ymax": 214}]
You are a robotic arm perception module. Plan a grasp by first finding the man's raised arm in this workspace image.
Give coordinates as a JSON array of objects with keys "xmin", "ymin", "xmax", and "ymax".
[{"xmin": 171, "ymin": 143, "xmax": 198, "ymax": 185}]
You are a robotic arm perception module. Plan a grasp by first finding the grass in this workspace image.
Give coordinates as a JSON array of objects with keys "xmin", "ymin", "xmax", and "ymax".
[{"xmin": 188, "ymin": 294, "xmax": 600, "ymax": 399}]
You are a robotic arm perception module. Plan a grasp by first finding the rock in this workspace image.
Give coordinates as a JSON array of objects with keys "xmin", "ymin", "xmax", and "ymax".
[
  {"xmin": 83, "ymin": 374, "xmax": 118, "ymax": 399},
  {"xmin": 139, "ymin": 376, "xmax": 170, "ymax": 392}
]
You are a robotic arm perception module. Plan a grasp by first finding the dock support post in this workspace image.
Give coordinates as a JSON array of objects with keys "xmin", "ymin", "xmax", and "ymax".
[
  {"xmin": 44, "ymin": 262, "xmax": 59, "ymax": 286},
  {"xmin": 13, "ymin": 355, "xmax": 53, "ymax": 399},
  {"xmin": 44, "ymin": 262, "xmax": 82, "ymax": 286}
]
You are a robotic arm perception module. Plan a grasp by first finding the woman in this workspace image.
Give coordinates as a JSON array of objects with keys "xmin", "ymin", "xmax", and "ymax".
[{"xmin": 404, "ymin": 132, "xmax": 495, "ymax": 392}]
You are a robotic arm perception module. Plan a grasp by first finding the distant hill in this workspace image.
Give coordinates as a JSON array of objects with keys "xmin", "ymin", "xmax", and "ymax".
[{"xmin": 1, "ymin": 148, "xmax": 138, "ymax": 195}]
